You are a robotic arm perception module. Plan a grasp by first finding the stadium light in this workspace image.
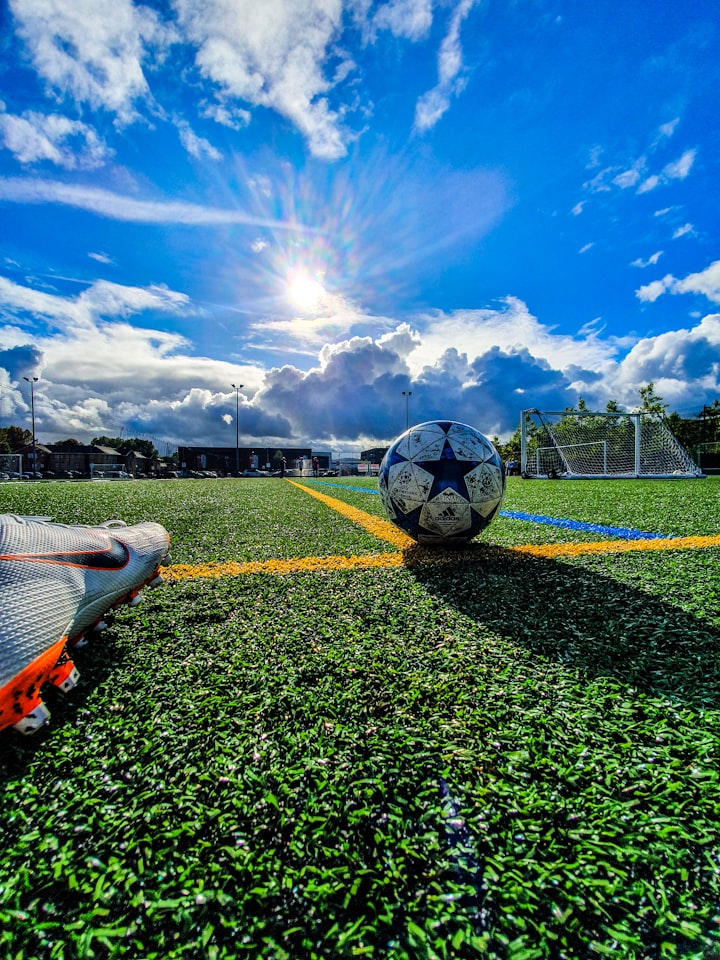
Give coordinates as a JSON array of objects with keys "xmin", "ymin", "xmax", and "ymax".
[
  {"xmin": 23, "ymin": 376, "xmax": 38, "ymax": 471},
  {"xmin": 231, "ymin": 383, "xmax": 243, "ymax": 474},
  {"xmin": 402, "ymin": 390, "xmax": 412, "ymax": 431}
]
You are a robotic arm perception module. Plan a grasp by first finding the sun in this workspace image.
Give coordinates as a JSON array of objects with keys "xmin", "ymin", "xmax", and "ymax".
[{"xmin": 287, "ymin": 271, "xmax": 326, "ymax": 313}]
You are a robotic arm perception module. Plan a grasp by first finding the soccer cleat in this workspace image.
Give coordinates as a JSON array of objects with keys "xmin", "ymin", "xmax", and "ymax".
[{"xmin": 0, "ymin": 514, "xmax": 170, "ymax": 735}]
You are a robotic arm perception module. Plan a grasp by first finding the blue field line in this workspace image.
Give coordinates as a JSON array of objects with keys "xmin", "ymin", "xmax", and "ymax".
[
  {"xmin": 499, "ymin": 509, "xmax": 665, "ymax": 540},
  {"xmin": 309, "ymin": 479, "xmax": 666, "ymax": 540}
]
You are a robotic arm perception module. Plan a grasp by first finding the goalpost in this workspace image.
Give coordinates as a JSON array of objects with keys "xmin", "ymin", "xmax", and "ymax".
[
  {"xmin": 520, "ymin": 409, "xmax": 703, "ymax": 479},
  {"xmin": 0, "ymin": 453, "xmax": 22, "ymax": 478}
]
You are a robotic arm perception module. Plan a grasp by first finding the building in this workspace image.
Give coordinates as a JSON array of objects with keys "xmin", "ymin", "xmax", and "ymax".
[
  {"xmin": 361, "ymin": 446, "xmax": 389, "ymax": 462},
  {"xmin": 178, "ymin": 445, "xmax": 314, "ymax": 475},
  {"xmin": 16, "ymin": 442, "xmax": 123, "ymax": 477}
]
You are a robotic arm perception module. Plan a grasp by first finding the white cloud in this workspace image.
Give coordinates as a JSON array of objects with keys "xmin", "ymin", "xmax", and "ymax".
[
  {"xmin": 0, "ymin": 177, "xmax": 313, "ymax": 230},
  {"xmin": 200, "ymin": 100, "xmax": 251, "ymax": 130},
  {"xmin": 0, "ymin": 108, "xmax": 111, "ymax": 168},
  {"xmin": 414, "ymin": 0, "xmax": 478, "ymax": 133},
  {"xmin": 175, "ymin": 119, "xmax": 222, "ymax": 161},
  {"xmin": 373, "ymin": 0, "xmax": 433, "ymax": 41},
  {"xmin": 610, "ymin": 314, "xmax": 720, "ymax": 410},
  {"xmin": 612, "ymin": 162, "xmax": 644, "ymax": 189},
  {"xmin": 174, "ymin": 0, "xmax": 352, "ymax": 160},
  {"xmin": 579, "ymin": 242, "xmax": 593, "ymax": 254},
  {"xmin": 657, "ymin": 118, "xmax": 679, "ymax": 140},
  {"xmin": 1, "ymin": 272, "xmax": 718, "ymax": 449},
  {"xmin": 404, "ymin": 298, "xmax": 624, "ymax": 381},
  {"xmin": 635, "ymin": 277, "xmax": 672, "ymax": 303},
  {"xmin": 672, "ymin": 222, "xmax": 694, "ymax": 239},
  {"xmin": 585, "ymin": 145, "xmax": 697, "ymax": 197},
  {"xmin": 10, "ymin": 0, "xmax": 174, "ymax": 124},
  {"xmin": 10, "ymin": 0, "xmax": 362, "ymax": 160},
  {"xmin": 631, "ymin": 251, "xmax": 663, "ymax": 268},
  {"xmin": 636, "ymin": 261, "xmax": 720, "ymax": 305},
  {"xmin": 663, "ymin": 148, "xmax": 696, "ymax": 180},
  {"xmin": 638, "ymin": 148, "xmax": 696, "ymax": 193},
  {"xmin": 88, "ymin": 251, "xmax": 114, "ymax": 265},
  {"xmin": 0, "ymin": 274, "xmax": 190, "ymax": 332}
]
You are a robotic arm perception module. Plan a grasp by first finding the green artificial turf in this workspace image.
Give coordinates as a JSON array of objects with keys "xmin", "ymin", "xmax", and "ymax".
[{"xmin": 0, "ymin": 477, "xmax": 719, "ymax": 959}]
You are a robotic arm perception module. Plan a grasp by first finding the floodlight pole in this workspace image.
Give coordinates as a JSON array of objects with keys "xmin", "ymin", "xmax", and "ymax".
[
  {"xmin": 402, "ymin": 390, "xmax": 412, "ymax": 431},
  {"xmin": 23, "ymin": 376, "xmax": 38, "ymax": 471},
  {"xmin": 231, "ymin": 383, "xmax": 243, "ymax": 474}
]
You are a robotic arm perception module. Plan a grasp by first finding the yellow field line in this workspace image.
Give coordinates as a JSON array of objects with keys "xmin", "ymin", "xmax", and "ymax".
[
  {"xmin": 163, "ymin": 482, "xmax": 720, "ymax": 581},
  {"xmin": 513, "ymin": 533, "xmax": 720, "ymax": 559},
  {"xmin": 166, "ymin": 553, "xmax": 404, "ymax": 581},
  {"xmin": 285, "ymin": 479, "xmax": 415, "ymax": 549}
]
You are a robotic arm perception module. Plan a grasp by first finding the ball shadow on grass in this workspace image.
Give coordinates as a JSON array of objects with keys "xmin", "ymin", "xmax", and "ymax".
[{"xmin": 405, "ymin": 542, "xmax": 720, "ymax": 709}]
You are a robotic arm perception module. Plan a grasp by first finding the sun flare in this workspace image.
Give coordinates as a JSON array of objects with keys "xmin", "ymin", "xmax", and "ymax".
[{"xmin": 288, "ymin": 271, "xmax": 326, "ymax": 313}]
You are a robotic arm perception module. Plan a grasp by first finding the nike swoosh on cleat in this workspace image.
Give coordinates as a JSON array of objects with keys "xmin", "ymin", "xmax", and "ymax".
[{"xmin": 0, "ymin": 539, "xmax": 130, "ymax": 570}]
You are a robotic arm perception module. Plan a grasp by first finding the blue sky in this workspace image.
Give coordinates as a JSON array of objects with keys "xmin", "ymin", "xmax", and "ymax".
[{"xmin": 0, "ymin": 0, "xmax": 718, "ymax": 457}]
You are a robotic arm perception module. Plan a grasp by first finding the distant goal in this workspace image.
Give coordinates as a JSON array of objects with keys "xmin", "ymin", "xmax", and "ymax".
[
  {"xmin": 520, "ymin": 409, "xmax": 703, "ymax": 479},
  {"xmin": 0, "ymin": 453, "xmax": 22, "ymax": 478}
]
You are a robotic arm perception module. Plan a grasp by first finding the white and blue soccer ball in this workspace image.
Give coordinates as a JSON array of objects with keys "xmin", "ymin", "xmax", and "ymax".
[{"xmin": 378, "ymin": 420, "xmax": 505, "ymax": 546}]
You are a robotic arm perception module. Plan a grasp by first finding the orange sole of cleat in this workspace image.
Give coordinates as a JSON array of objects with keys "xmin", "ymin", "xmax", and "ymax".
[
  {"xmin": 13, "ymin": 700, "xmax": 52, "ymax": 735},
  {"xmin": 49, "ymin": 658, "xmax": 80, "ymax": 693},
  {"xmin": 0, "ymin": 635, "xmax": 67, "ymax": 734}
]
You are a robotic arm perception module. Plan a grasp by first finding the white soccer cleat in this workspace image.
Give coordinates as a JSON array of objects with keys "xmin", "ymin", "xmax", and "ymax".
[{"xmin": 0, "ymin": 514, "xmax": 170, "ymax": 734}]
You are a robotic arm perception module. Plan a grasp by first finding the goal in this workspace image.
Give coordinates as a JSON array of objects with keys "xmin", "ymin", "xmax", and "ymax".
[
  {"xmin": 0, "ymin": 453, "xmax": 22, "ymax": 478},
  {"xmin": 520, "ymin": 409, "xmax": 703, "ymax": 479}
]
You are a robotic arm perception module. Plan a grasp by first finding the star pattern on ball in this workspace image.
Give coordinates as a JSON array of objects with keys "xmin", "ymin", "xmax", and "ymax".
[{"xmin": 378, "ymin": 420, "xmax": 506, "ymax": 545}]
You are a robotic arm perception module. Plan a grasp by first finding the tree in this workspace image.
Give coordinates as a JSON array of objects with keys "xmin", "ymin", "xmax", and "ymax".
[
  {"xmin": 638, "ymin": 382, "xmax": 668, "ymax": 416},
  {"xmin": 4, "ymin": 426, "xmax": 33, "ymax": 450},
  {"xmin": 92, "ymin": 436, "xmax": 124, "ymax": 450},
  {"xmin": 499, "ymin": 425, "xmax": 521, "ymax": 460}
]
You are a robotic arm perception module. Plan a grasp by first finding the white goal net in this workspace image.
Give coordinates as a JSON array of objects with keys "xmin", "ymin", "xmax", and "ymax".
[
  {"xmin": 520, "ymin": 409, "xmax": 702, "ymax": 479},
  {"xmin": 0, "ymin": 453, "xmax": 22, "ymax": 478}
]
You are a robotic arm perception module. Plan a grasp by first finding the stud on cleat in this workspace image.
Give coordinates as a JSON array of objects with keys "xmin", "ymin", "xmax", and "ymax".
[
  {"xmin": 49, "ymin": 660, "xmax": 80, "ymax": 693},
  {"xmin": 128, "ymin": 593, "xmax": 142, "ymax": 607},
  {"xmin": 147, "ymin": 573, "xmax": 163, "ymax": 588},
  {"xmin": 13, "ymin": 700, "xmax": 51, "ymax": 735}
]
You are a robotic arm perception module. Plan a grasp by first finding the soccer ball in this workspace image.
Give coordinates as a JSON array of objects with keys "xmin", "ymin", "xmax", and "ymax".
[{"xmin": 378, "ymin": 420, "xmax": 505, "ymax": 546}]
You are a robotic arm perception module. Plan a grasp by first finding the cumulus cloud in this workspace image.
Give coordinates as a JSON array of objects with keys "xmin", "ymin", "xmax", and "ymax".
[
  {"xmin": 610, "ymin": 314, "xmax": 720, "ymax": 411},
  {"xmin": 636, "ymin": 260, "xmax": 720, "ymax": 305},
  {"xmin": 0, "ymin": 272, "xmax": 718, "ymax": 450}
]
